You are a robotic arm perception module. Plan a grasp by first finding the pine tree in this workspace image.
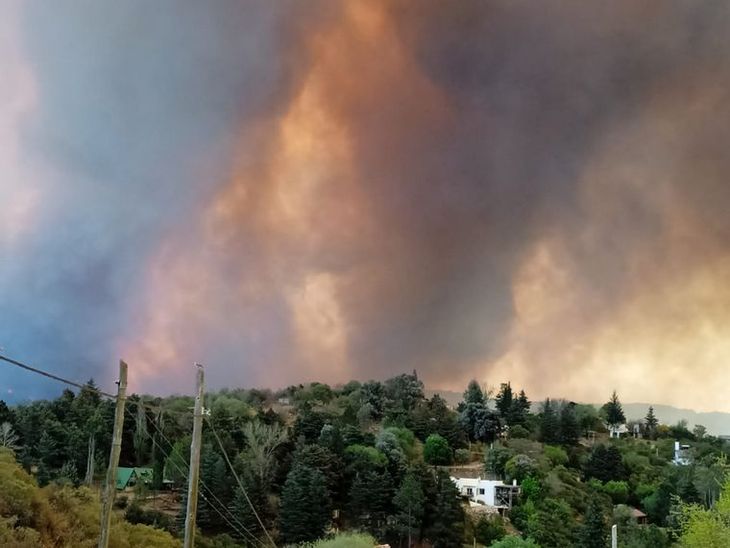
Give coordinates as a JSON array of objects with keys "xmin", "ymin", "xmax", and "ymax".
[
  {"xmin": 196, "ymin": 446, "xmax": 222, "ymax": 531},
  {"xmin": 558, "ymin": 403, "xmax": 580, "ymax": 446},
  {"xmin": 510, "ymin": 389, "xmax": 531, "ymax": 427},
  {"xmin": 458, "ymin": 380, "xmax": 500, "ymax": 443},
  {"xmin": 232, "ymin": 474, "xmax": 269, "ymax": 544},
  {"xmin": 425, "ymin": 470, "xmax": 464, "ymax": 548},
  {"xmin": 348, "ymin": 469, "xmax": 393, "ymax": 538},
  {"xmin": 495, "ymin": 383, "xmax": 514, "ymax": 422},
  {"xmin": 539, "ymin": 399, "xmax": 560, "ymax": 444},
  {"xmin": 576, "ymin": 498, "xmax": 608, "ymax": 548},
  {"xmin": 602, "ymin": 391, "xmax": 626, "ymax": 429},
  {"xmin": 279, "ymin": 464, "xmax": 330, "ymax": 544},
  {"xmin": 393, "ymin": 471, "xmax": 425, "ymax": 547},
  {"xmin": 645, "ymin": 406, "xmax": 658, "ymax": 439}
]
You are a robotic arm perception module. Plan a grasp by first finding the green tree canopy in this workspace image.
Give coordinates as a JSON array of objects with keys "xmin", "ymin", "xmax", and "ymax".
[
  {"xmin": 601, "ymin": 391, "xmax": 626, "ymax": 428},
  {"xmin": 423, "ymin": 434, "xmax": 452, "ymax": 466},
  {"xmin": 279, "ymin": 463, "xmax": 331, "ymax": 544}
]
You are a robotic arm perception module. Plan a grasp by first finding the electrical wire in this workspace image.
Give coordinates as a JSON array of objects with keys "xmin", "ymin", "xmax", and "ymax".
[
  {"xmin": 205, "ymin": 416, "xmax": 277, "ymax": 547},
  {"xmin": 0, "ymin": 353, "xmax": 117, "ymax": 397},
  {"xmin": 131, "ymin": 405, "xmax": 264, "ymax": 546},
  {"xmin": 0, "ymin": 353, "xmax": 263, "ymax": 546}
]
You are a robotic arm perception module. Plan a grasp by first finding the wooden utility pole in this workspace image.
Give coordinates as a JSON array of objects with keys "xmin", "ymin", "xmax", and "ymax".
[
  {"xmin": 183, "ymin": 364, "xmax": 205, "ymax": 548},
  {"xmin": 98, "ymin": 360, "xmax": 128, "ymax": 548}
]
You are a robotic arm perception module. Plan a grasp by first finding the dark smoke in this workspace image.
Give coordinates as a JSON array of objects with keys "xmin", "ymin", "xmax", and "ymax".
[{"xmin": 3, "ymin": 1, "xmax": 730, "ymax": 409}]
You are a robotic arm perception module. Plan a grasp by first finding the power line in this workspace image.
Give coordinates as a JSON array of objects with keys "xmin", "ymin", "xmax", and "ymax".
[
  {"xmin": 0, "ymin": 353, "xmax": 193, "ymax": 420},
  {"xmin": 205, "ymin": 416, "xmax": 276, "ymax": 547},
  {"xmin": 0, "ymin": 353, "xmax": 116, "ymax": 398},
  {"xmin": 133, "ymin": 408, "xmax": 260, "ymax": 546},
  {"xmin": 138, "ymin": 406, "xmax": 264, "ymax": 546},
  {"xmin": 0, "ymin": 353, "xmax": 262, "ymax": 545}
]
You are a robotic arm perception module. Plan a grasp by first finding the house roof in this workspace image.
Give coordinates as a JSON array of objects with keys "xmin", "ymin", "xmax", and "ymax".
[
  {"xmin": 134, "ymin": 467, "xmax": 153, "ymax": 479},
  {"xmin": 630, "ymin": 507, "xmax": 647, "ymax": 518},
  {"xmin": 116, "ymin": 467, "xmax": 154, "ymax": 489},
  {"xmin": 116, "ymin": 467, "xmax": 136, "ymax": 489}
]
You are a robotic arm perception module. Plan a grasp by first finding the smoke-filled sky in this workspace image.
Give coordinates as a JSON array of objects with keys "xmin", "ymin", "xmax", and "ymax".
[{"xmin": 2, "ymin": 0, "xmax": 730, "ymax": 411}]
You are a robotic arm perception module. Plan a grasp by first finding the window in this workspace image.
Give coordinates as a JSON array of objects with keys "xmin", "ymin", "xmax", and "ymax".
[
  {"xmin": 478, "ymin": 488, "xmax": 485, "ymax": 495},
  {"xmin": 466, "ymin": 487, "xmax": 473, "ymax": 495}
]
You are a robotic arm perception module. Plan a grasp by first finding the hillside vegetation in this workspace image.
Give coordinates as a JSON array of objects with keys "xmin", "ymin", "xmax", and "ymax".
[{"xmin": 1, "ymin": 375, "xmax": 729, "ymax": 547}]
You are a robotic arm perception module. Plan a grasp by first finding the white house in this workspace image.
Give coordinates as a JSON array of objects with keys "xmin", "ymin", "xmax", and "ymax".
[
  {"xmin": 673, "ymin": 441, "xmax": 691, "ymax": 465},
  {"xmin": 450, "ymin": 476, "xmax": 519, "ymax": 509},
  {"xmin": 608, "ymin": 423, "xmax": 629, "ymax": 438}
]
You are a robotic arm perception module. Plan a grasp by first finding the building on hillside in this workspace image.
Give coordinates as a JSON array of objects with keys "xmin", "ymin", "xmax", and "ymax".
[
  {"xmin": 673, "ymin": 441, "xmax": 691, "ymax": 466},
  {"xmin": 630, "ymin": 507, "xmax": 648, "ymax": 525},
  {"xmin": 607, "ymin": 423, "xmax": 628, "ymax": 438},
  {"xmin": 116, "ymin": 467, "xmax": 154, "ymax": 490},
  {"xmin": 450, "ymin": 475, "xmax": 519, "ymax": 510}
]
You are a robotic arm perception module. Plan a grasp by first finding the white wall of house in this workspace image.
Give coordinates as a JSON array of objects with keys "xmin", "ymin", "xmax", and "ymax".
[{"xmin": 450, "ymin": 477, "xmax": 508, "ymax": 507}]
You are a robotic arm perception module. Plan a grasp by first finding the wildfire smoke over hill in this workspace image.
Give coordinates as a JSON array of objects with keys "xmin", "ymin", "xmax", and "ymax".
[{"xmin": 2, "ymin": 1, "xmax": 730, "ymax": 410}]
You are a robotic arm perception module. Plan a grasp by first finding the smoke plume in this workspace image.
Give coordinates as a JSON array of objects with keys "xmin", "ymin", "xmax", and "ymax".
[{"xmin": 2, "ymin": 1, "xmax": 730, "ymax": 410}]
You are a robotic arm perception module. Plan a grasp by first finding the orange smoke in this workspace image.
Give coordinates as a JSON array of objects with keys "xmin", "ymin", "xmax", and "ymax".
[
  {"xmin": 119, "ymin": 1, "xmax": 730, "ymax": 413},
  {"xmin": 120, "ymin": 0, "xmax": 449, "ymax": 391}
]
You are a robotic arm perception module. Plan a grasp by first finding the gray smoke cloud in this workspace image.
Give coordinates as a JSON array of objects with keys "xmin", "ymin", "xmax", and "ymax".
[{"xmin": 2, "ymin": 1, "xmax": 730, "ymax": 410}]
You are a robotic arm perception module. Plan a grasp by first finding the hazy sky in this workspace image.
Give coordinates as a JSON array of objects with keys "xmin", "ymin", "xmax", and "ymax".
[{"xmin": 2, "ymin": 1, "xmax": 729, "ymax": 411}]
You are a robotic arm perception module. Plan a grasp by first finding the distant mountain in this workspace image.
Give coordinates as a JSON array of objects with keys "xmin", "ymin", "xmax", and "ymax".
[{"xmin": 426, "ymin": 390, "xmax": 730, "ymax": 436}]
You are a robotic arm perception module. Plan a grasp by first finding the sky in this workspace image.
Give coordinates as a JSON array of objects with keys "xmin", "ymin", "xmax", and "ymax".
[{"xmin": 1, "ymin": 1, "xmax": 730, "ymax": 412}]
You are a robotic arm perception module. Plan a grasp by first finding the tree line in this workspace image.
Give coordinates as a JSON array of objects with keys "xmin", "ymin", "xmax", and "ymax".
[{"xmin": 0, "ymin": 373, "xmax": 728, "ymax": 547}]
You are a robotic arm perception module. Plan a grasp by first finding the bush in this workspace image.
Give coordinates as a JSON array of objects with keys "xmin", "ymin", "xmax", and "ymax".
[
  {"xmin": 490, "ymin": 536, "xmax": 540, "ymax": 548},
  {"xmin": 423, "ymin": 434, "xmax": 452, "ymax": 465},
  {"xmin": 602, "ymin": 480, "xmax": 629, "ymax": 504},
  {"xmin": 113, "ymin": 495, "xmax": 129, "ymax": 509},
  {"xmin": 124, "ymin": 502, "xmax": 175, "ymax": 532},
  {"xmin": 544, "ymin": 445, "xmax": 568, "ymax": 467},
  {"xmin": 301, "ymin": 532, "xmax": 376, "ymax": 547},
  {"xmin": 486, "ymin": 445, "xmax": 515, "ymax": 478},
  {"xmin": 475, "ymin": 515, "xmax": 506, "ymax": 545},
  {"xmin": 454, "ymin": 448, "xmax": 471, "ymax": 464},
  {"xmin": 520, "ymin": 475, "xmax": 542, "ymax": 501},
  {"xmin": 505, "ymin": 455, "xmax": 537, "ymax": 484},
  {"xmin": 509, "ymin": 425, "xmax": 530, "ymax": 439}
]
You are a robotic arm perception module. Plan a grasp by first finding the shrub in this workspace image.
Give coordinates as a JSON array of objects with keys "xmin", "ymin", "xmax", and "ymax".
[
  {"xmin": 544, "ymin": 445, "xmax": 569, "ymax": 467},
  {"xmin": 124, "ymin": 502, "xmax": 175, "ymax": 532},
  {"xmin": 509, "ymin": 425, "xmax": 530, "ymax": 439},
  {"xmin": 602, "ymin": 480, "xmax": 629, "ymax": 504},
  {"xmin": 505, "ymin": 455, "xmax": 537, "ymax": 484},
  {"xmin": 490, "ymin": 536, "xmax": 540, "ymax": 548},
  {"xmin": 301, "ymin": 532, "xmax": 376, "ymax": 547},
  {"xmin": 475, "ymin": 515, "xmax": 506, "ymax": 545},
  {"xmin": 454, "ymin": 448, "xmax": 470, "ymax": 464},
  {"xmin": 486, "ymin": 445, "xmax": 515, "ymax": 478},
  {"xmin": 423, "ymin": 434, "xmax": 452, "ymax": 465},
  {"xmin": 114, "ymin": 495, "xmax": 129, "ymax": 510}
]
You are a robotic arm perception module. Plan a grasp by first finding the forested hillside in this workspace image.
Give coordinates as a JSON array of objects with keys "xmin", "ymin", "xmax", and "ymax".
[{"xmin": 1, "ymin": 374, "xmax": 729, "ymax": 547}]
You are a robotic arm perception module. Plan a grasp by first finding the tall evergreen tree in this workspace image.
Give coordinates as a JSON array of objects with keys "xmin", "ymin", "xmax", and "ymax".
[
  {"xmin": 576, "ymin": 498, "xmax": 608, "ymax": 548},
  {"xmin": 279, "ymin": 464, "xmax": 331, "ymax": 544},
  {"xmin": 512, "ymin": 390, "xmax": 531, "ymax": 427},
  {"xmin": 558, "ymin": 403, "xmax": 580, "ymax": 446},
  {"xmin": 232, "ymin": 473, "xmax": 270, "ymax": 544},
  {"xmin": 425, "ymin": 470, "xmax": 464, "ymax": 548},
  {"xmin": 584, "ymin": 445, "xmax": 626, "ymax": 482},
  {"xmin": 458, "ymin": 380, "xmax": 500, "ymax": 443},
  {"xmin": 601, "ymin": 391, "xmax": 626, "ymax": 429},
  {"xmin": 393, "ymin": 470, "xmax": 425, "ymax": 547},
  {"xmin": 349, "ymin": 469, "xmax": 393, "ymax": 538},
  {"xmin": 644, "ymin": 406, "xmax": 658, "ymax": 439},
  {"xmin": 495, "ymin": 383, "xmax": 514, "ymax": 422},
  {"xmin": 539, "ymin": 399, "xmax": 560, "ymax": 445}
]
